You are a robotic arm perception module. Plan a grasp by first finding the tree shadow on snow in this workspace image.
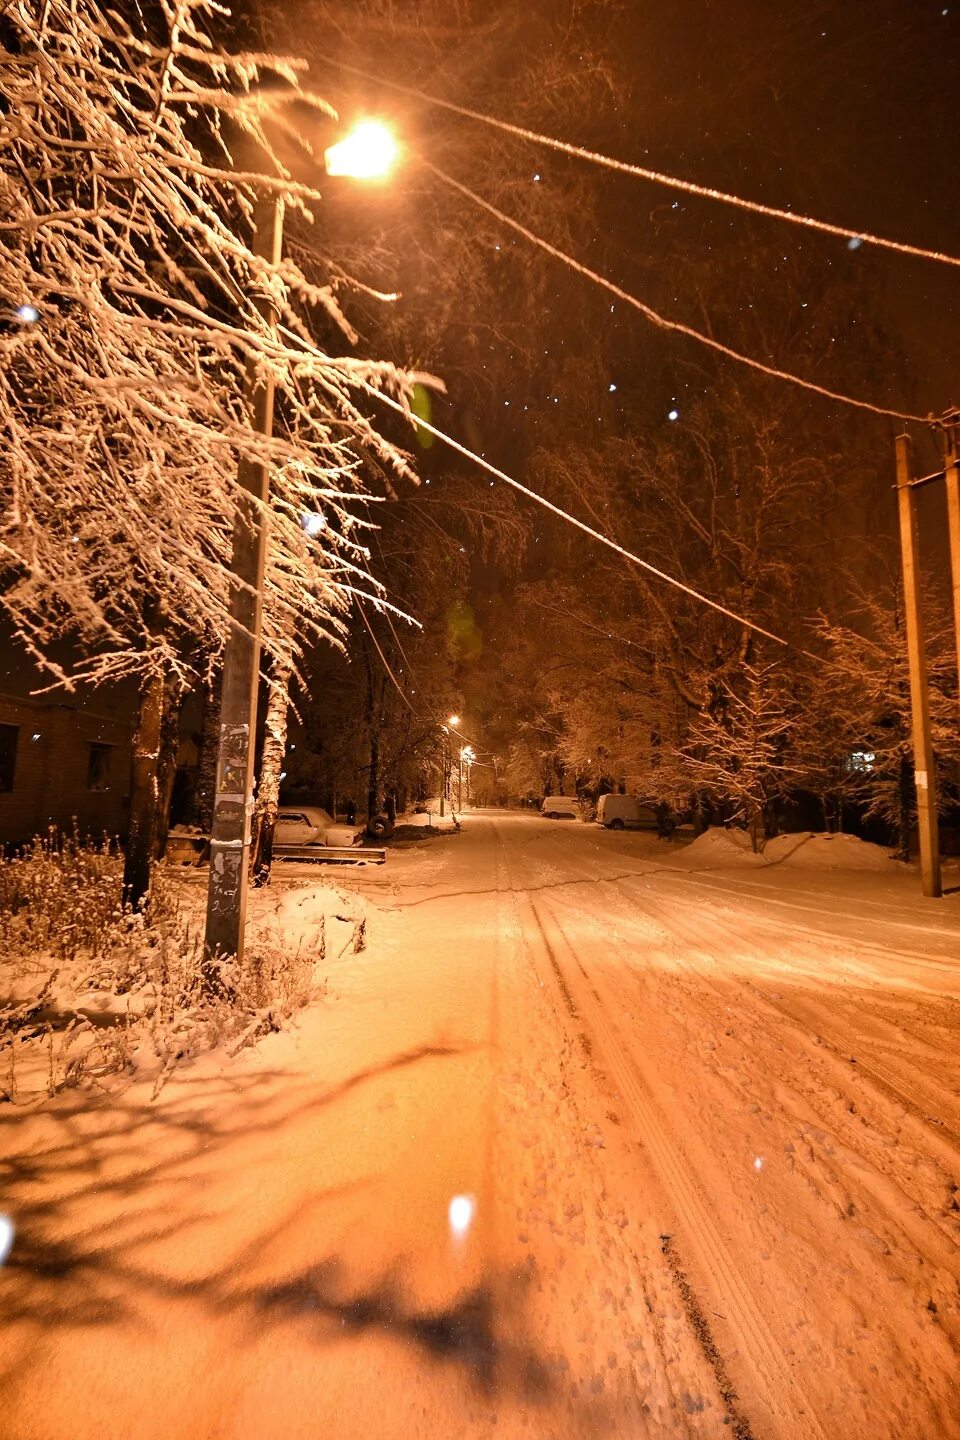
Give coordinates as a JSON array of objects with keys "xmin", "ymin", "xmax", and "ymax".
[
  {"xmin": 245, "ymin": 1259, "xmax": 553, "ymax": 1401},
  {"xmin": 0, "ymin": 1044, "xmax": 555, "ymax": 1407}
]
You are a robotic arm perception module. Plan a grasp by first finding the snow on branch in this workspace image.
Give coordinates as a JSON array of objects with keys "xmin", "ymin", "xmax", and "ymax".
[{"xmin": 0, "ymin": 0, "xmax": 421, "ymax": 689}]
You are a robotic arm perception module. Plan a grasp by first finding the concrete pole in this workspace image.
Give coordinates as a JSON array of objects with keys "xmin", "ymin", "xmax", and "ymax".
[
  {"xmin": 204, "ymin": 195, "xmax": 284, "ymax": 968},
  {"xmin": 895, "ymin": 433, "xmax": 942, "ymax": 898}
]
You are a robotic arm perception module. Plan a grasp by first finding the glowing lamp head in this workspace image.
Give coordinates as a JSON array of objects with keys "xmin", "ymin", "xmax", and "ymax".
[
  {"xmin": 325, "ymin": 120, "xmax": 398, "ymax": 180},
  {"xmin": 16, "ymin": 304, "xmax": 40, "ymax": 324},
  {"xmin": 447, "ymin": 714, "xmax": 460, "ymax": 727}
]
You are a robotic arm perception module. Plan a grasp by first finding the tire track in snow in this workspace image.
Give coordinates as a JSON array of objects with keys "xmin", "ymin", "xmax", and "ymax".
[
  {"xmin": 501, "ymin": 823, "xmax": 960, "ymax": 1430},
  {"xmin": 593, "ymin": 877, "xmax": 960, "ymax": 1286},
  {"xmin": 536, "ymin": 838, "xmax": 960, "ymax": 1221},
  {"xmin": 491, "ymin": 822, "xmax": 720, "ymax": 1436},
  {"xmin": 623, "ymin": 885, "xmax": 960, "ymax": 1209},
  {"xmin": 523, "ymin": 891, "xmax": 827, "ymax": 1440}
]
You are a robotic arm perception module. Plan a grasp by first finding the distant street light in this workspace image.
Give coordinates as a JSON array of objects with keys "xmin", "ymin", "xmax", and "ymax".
[{"xmin": 205, "ymin": 115, "xmax": 400, "ymax": 968}]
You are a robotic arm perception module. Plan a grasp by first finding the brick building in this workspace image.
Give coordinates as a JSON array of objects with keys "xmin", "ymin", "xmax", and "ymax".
[{"xmin": 0, "ymin": 691, "xmax": 133, "ymax": 845}]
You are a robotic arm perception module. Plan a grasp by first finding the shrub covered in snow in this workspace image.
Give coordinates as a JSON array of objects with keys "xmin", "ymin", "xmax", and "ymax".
[{"xmin": 0, "ymin": 836, "xmax": 340, "ymax": 1102}]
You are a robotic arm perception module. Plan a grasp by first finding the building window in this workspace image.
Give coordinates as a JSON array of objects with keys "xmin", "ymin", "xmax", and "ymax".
[
  {"xmin": 0, "ymin": 725, "xmax": 18, "ymax": 793},
  {"xmin": 87, "ymin": 742, "xmax": 113, "ymax": 792}
]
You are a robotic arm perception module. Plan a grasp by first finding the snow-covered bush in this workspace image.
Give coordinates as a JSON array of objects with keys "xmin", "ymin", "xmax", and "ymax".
[
  {"xmin": 0, "ymin": 826, "xmax": 123, "ymax": 963},
  {"xmin": 0, "ymin": 839, "xmax": 331, "ymax": 1101}
]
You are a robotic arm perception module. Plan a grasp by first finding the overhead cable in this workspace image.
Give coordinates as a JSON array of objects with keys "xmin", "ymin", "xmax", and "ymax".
[
  {"xmin": 429, "ymin": 163, "xmax": 927, "ymax": 424},
  {"xmin": 318, "ymin": 55, "xmax": 960, "ymax": 272},
  {"xmin": 357, "ymin": 600, "xmax": 415, "ymax": 712},
  {"xmin": 358, "ymin": 599, "xmax": 489, "ymax": 754},
  {"xmin": 271, "ymin": 325, "xmax": 819, "ymax": 659}
]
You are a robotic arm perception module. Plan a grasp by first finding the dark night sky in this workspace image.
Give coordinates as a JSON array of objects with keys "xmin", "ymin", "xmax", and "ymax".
[
  {"xmin": 609, "ymin": 0, "xmax": 959, "ymax": 407},
  {"xmin": 318, "ymin": 0, "xmax": 959, "ymax": 445},
  {"xmin": 289, "ymin": 0, "xmax": 959, "ymax": 478}
]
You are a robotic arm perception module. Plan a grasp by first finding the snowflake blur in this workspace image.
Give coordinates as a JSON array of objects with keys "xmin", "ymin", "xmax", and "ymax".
[{"xmin": 448, "ymin": 1194, "xmax": 476, "ymax": 1237}]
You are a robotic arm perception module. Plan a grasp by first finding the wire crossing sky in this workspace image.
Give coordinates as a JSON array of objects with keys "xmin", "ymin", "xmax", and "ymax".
[
  {"xmin": 265, "ymin": 327, "xmax": 825, "ymax": 661},
  {"xmin": 429, "ymin": 163, "xmax": 928, "ymax": 425},
  {"xmin": 318, "ymin": 54, "xmax": 960, "ymax": 273}
]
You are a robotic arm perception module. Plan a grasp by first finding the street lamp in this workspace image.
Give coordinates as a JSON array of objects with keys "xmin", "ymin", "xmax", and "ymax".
[
  {"xmin": 204, "ymin": 116, "xmax": 400, "ymax": 968},
  {"xmin": 459, "ymin": 744, "xmax": 475, "ymax": 809},
  {"xmin": 324, "ymin": 120, "xmax": 398, "ymax": 180},
  {"xmin": 437, "ymin": 717, "xmax": 461, "ymax": 819}
]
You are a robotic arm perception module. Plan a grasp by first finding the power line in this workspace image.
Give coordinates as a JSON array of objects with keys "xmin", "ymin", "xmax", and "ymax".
[
  {"xmin": 357, "ymin": 600, "xmax": 415, "ymax": 713},
  {"xmin": 429, "ymin": 162, "xmax": 928, "ymax": 424},
  {"xmin": 317, "ymin": 54, "xmax": 960, "ymax": 272},
  {"xmin": 357, "ymin": 598, "xmax": 489, "ymax": 755},
  {"xmin": 270, "ymin": 326, "xmax": 822, "ymax": 660}
]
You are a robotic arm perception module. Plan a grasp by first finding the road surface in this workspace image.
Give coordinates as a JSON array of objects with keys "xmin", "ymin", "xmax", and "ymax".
[{"xmin": 2, "ymin": 810, "xmax": 959, "ymax": 1439}]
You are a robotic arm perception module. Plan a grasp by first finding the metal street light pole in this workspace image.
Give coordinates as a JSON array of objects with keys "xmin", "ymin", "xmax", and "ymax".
[{"xmin": 204, "ymin": 195, "xmax": 283, "ymax": 970}]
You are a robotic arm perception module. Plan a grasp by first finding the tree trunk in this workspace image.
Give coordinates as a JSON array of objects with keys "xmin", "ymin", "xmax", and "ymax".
[
  {"xmin": 154, "ymin": 674, "xmax": 184, "ymax": 859},
  {"xmin": 251, "ymin": 659, "xmax": 292, "ymax": 888},
  {"xmin": 190, "ymin": 674, "xmax": 221, "ymax": 832},
  {"xmin": 124, "ymin": 667, "xmax": 164, "ymax": 909},
  {"xmin": 367, "ymin": 732, "xmax": 381, "ymax": 830}
]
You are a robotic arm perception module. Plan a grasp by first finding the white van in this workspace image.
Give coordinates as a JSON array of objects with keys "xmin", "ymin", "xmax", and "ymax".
[
  {"xmin": 595, "ymin": 794, "xmax": 658, "ymax": 831},
  {"xmin": 541, "ymin": 795, "xmax": 580, "ymax": 820}
]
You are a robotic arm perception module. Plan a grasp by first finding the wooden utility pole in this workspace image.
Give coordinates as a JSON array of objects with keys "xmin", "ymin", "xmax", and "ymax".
[
  {"xmin": 895, "ymin": 433, "xmax": 942, "ymax": 898},
  {"xmin": 204, "ymin": 196, "xmax": 284, "ymax": 967},
  {"xmin": 942, "ymin": 416, "xmax": 960, "ymax": 711}
]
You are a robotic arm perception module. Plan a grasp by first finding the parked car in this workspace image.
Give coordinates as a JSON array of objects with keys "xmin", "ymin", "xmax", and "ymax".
[
  {"xmin": 595, "ymin": 794, "xmax": 659, "ymax": 831},
  {"xmin": 541, "ymin": 795, "xmax": 581, "ymax": 820},
  {"xmin": 274, "ymin": 807, "xmax": 361, "ymax": 848}
]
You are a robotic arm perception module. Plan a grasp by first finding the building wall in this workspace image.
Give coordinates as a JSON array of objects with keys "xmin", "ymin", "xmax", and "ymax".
[{"xmin": 0, "ymin": 693, "xmax": 132, "ymax": 845}]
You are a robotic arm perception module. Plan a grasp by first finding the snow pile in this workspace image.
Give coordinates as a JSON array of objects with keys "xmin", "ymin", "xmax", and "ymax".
[
  {"xmin": 762, "ymin": 831, "xmax": 898, "ymax": 869},
  {"xmin": 683, "ymin": 827, "xmax": 769, "ymax": 865},
  {"xmin": 684, "ymin": 826, "xmax": 899, "ymax": 870}
]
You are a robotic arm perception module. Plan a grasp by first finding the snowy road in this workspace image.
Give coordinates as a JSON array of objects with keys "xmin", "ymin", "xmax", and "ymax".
[{"xmin": 2, "ymin": 811, "xmax": 959, "ymax": 1439}]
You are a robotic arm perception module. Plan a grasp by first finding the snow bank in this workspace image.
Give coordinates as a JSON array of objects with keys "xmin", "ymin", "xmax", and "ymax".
[
  {"xmin": 684, "ymin": 826, "xmax": 898, "ymax": 871},
  {"xmin": 683, "ymin": 827, "xmax": 769, "ymax": 865},
  {"xmin": 762, "ymin": 831, "xmax": 899, "ymax": 870}
]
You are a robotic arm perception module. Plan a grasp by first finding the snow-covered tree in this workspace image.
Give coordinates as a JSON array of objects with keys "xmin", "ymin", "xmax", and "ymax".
[
  {"xmin": 0, "ymin": 1, "xmax": 426, "ymax": 897},
  {"xmin": 683, "ymin": 661, "xmax": 801, "ymax": 851},
  {"xmin": 808, "ymin": 577, "xmax": 959, "ymax": 858}
]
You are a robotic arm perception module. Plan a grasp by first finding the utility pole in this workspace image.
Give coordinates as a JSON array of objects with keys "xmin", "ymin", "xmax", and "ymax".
[
  {"xmin": 942, "ymin": 413, "xmax": 960, "ymax": 711},
  {"xmin": 204, "ymin": 196, "xmax": 284, "ymax": 967},
  {"xmin": 895, "ymin": 433, "xmax": 942, "ymax": 898}
]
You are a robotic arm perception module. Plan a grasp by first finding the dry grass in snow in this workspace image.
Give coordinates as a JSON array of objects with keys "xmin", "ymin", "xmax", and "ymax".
[{"xmin": 0, "ymin": 833, "xmax": 365, "ymax": 1104}]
